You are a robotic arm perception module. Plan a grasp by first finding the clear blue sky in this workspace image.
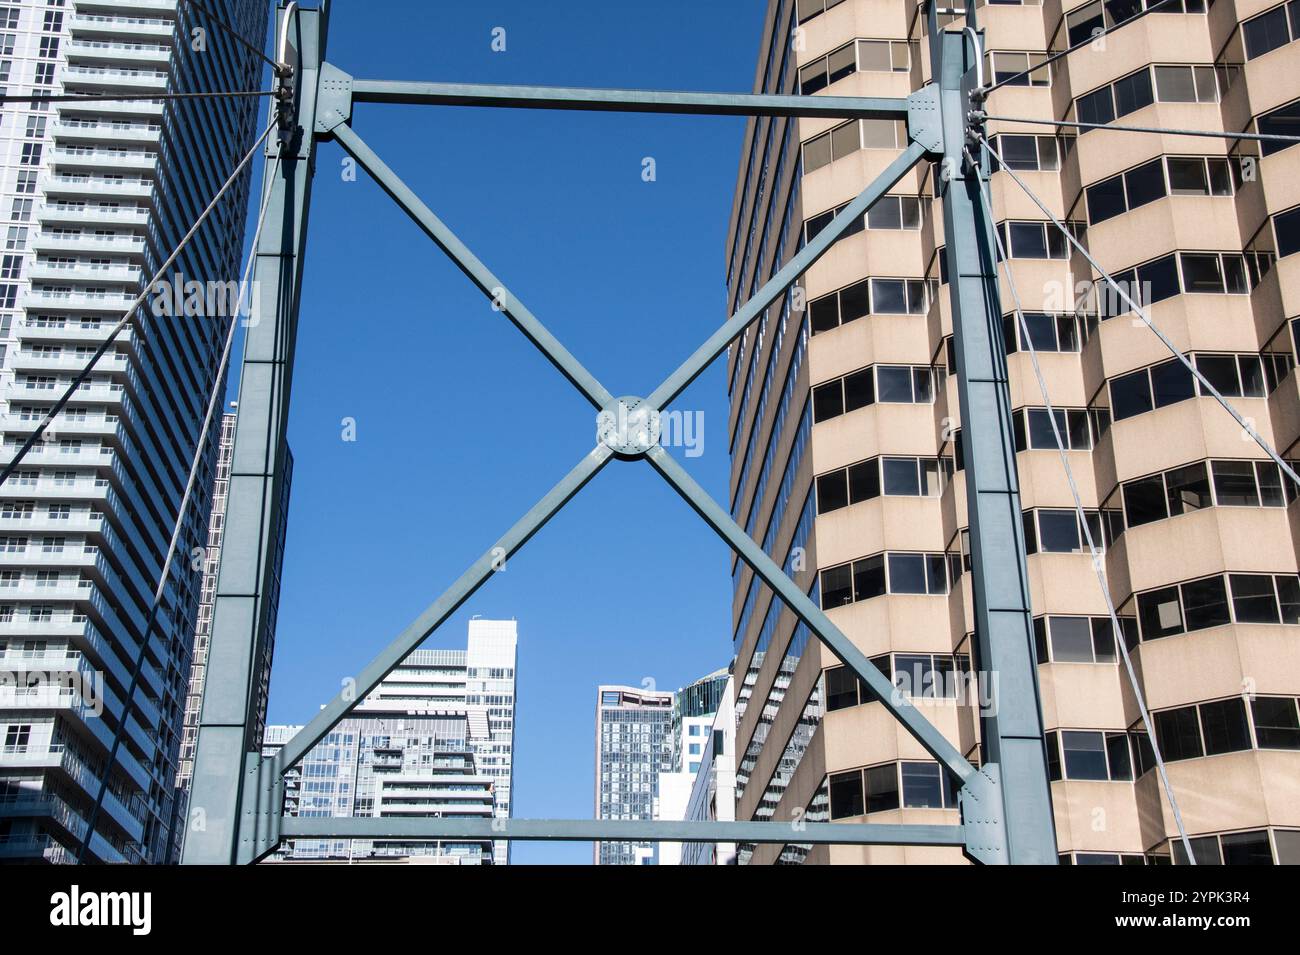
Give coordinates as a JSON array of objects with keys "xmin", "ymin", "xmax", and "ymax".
[{"xmin": 249, "ymin": 1, "xmax": 764, "ymax": 863}]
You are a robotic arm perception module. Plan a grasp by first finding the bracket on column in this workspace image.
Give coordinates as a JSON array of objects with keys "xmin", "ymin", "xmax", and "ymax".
[
  {"xmin": 957, "ymin": 763, "xmax": 1007, "ymax": 865},
  {"xmin": 906, "ymin": 83, "xmax": 943, "ymax": 154},
  {"xmin": 316, "ymin": 62, "xmax": 353, "ymax": 135}
]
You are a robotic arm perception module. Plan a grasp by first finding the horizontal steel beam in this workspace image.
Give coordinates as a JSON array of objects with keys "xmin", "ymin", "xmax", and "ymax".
[
  {"xmin": 279, "ymin": 816, "xmax": 964, "ymax": 846},
  {"xmin": 349, "ymin": 78, "xmax": 909, "ymax": 119}
]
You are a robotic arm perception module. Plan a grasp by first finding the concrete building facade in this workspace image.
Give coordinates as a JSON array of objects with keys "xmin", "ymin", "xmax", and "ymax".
[
  {"xmin": 0, "ymin": 0, "xmax": 268, "ymax": 865},
  {"xmin": 726, "ymin": 0, "xmax": 1300, "ymax": 864}
]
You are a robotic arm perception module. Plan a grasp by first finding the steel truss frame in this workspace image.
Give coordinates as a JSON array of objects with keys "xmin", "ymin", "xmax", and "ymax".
[{"xmin": 182, "ymin": 1, "xmax": 1057, "ymax": 864}]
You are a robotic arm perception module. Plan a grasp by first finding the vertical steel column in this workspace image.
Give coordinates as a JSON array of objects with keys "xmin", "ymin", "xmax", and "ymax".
[
  {"xmin": 936, "ymin": 27, "xmax": 1058, "ymax": 863},
  {"xmin": 182, "ymin": 3, "xmax": 327, "ymax": 865}
]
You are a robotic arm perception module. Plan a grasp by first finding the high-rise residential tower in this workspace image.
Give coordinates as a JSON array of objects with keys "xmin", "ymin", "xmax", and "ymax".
[
  {"xmin": 593, "ymin": 684, "xmax": 673, "ymax": 865},
  {"xmin": 726, "ymin": 0, "xmax": 1300, "ymax": 865},
  {"xmin": 265, "ymin": 618, "xmax": 517, "ymax": 865},
  {"xmin": 0, "ymin": 1, "xmax": 268, "ymax": 864}
]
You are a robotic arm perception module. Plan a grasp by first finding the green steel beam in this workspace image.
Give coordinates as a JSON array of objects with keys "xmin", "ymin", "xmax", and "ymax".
[
  {"xmin": 349, "ymin": 78, "xmax": 909, "ymax": 119},
  {"xmin": 645, "ymin": 446, "xmax": 976, "ymax": 785},
  {"xmin": 935, "ymin": 21, "xmax": 1057, "ymax": 863},
  {"xmin": 182, "ymin": 1, "xmax": 327, "ymax": 865},
  {"xmin": 279, "ymin": 816, "xmax": 965, "ymax": 847}
]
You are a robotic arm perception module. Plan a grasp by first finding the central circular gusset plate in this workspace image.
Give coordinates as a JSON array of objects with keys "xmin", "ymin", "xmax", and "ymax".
[{"xmin": 597, "ymin": 396, "xmax": 661, "ymax": 458}]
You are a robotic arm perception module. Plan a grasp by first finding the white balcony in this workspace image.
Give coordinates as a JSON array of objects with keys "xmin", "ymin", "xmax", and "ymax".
[
  {"xmin": 43, "ymin": 174, "xmax": 154, "ymax": 200},
  {"xmin": 32, "ymin": 232, "xmax": 146, "ymax": 255},
  {"xmin": 61, "ymin": 65, "xmax": 168, "ymax": 91},
  {"xmin": 50, "ymin": 147, "xmax": 156, "ymax": 172},
  {"xmin": 70, "ymin": 12, "xmax": 175, "ymax": 40},
  {"xmin": 27, "ymin": 261, "xmax": 143, "ymax": 284},
  {"xmin": 53, "ymin": 120, "xmax": 162, "ymax": 145},
  {"xmin": 65, "ymin": 38, "xmax": 171, "ymax": 65},
  {"xmin": 21, "ymin": 290, "xmax": 137, "ymax": 313},
  {"xmin": 18, "ymin": 320, "xmax": 134, "ymax": 344}
]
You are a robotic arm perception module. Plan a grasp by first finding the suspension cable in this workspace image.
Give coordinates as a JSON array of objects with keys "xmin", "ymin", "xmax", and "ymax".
[
  {"xmin": 980, "ymin": 114, "xmax": 1300, "ymax": 146},
  {"xmin": 183, "ymin": 0, "xmax": 286, "ymax": 76},
  {"xmin": 0, "ymin": 119, "xmax": 276, "ymax": 492},
  {"xmin": 0, "ymin": 90, "xmax": 277, "ymax": 105},
  {"xmin": 978, "ymin": 0, "xmax": 1182, "ymax": 96},
  {"xmin": 73, "ymin": 144, "xmax": 283, "ymax": 865},
  {"xmin": 973, "ymin": 131, "xmax": 1300, "ymax": 490},
  {"xmin": 965, "ymin": 144, "xmax": 1197, "ymax": 863}
]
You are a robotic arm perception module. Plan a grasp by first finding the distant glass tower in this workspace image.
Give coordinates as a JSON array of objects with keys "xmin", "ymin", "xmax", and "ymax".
[
  {"xmin": 266, "ymin": 619, "xmax": 517, "ymax": 865},
  {"xmin": 593, "ymin": 684, "xmax": 673, "ymax": 865},
  {"xmin": 0, "ymin": 2, "xmax": 268, "ymax": 864}
]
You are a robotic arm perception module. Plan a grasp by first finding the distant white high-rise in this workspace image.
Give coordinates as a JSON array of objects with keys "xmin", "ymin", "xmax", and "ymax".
[{"xmin": 266, "ymin": 618, "xmax": 517, "ymax": 865}]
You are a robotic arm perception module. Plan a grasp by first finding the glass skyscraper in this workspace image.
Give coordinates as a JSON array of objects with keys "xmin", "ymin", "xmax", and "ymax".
[{"xmin": 0, "ymin": 1, "xmax": 268, "ymax": 864}]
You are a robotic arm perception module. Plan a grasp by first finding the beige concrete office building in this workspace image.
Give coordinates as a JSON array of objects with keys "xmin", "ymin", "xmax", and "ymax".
[{"xmin": 725, "ymin": 0, "xmax": 1300, "ymax": 864}]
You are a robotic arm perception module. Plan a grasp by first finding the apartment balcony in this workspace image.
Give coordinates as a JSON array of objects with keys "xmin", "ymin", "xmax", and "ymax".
[
  {"xmin": 70, "ymin": 12, "xmax": 176, "ymax": 40},
  {"xmin": 0, "ymin": 792, "xmax": 133, "ymax": 864},
  {"xmin": 32, "ymin": 232, "xmax": 146, "ymax": 256},
  {"xmin": 50, "ymin": 147, "xmax": 156, "ymax": 172},
  {"xmin": 0, "ymin": 512, "xmax": 107, "ymax": 539},
  {"xmin": 53, "ymin": 119, "xmax": 162, "ymax": 146},
  {"xmin": 0, "ymin": 833, "xmax": 75, "ymax": 864},
  {"xmin": 55, "ymin": 96, "xmax": 166, "ymax": 119},
  {"xmin": 18, "ymin": 319, "xmax": 135, "ymax": 344},
  {"xmin": 0, "ymin": 476, "xmax": 112, "ymax": 503},
  {"xmin": 5, "ymin": 379, "xmax": 126, "ymax": 405},
  {"xmin": 27, "ymin": 259, "xmax": 143, "ymax": 283},
  {"xmin": 7, "ymin": 351, "xmax": 130, "ymax": 374},
  {"xmin": 43, "ymin": 173, "xmax": 155, "ymax": 201},
  {"xmin": 65, "ymin": 38, "xmax": 171, "ymax": 66},
  {"xmin": 81, "ymin": 0, "xmax": 179, "ymax": 14},
  {"xmin": 21, "ymin": 289, "xmax": 138, "ymax": 313},
  {"xmin": 0, "ymin": 746, "xmax": 147, "ymax": 845},
  {"xmin": 61, "ymin": 65, "xmax": 168, "ymax": 92}
]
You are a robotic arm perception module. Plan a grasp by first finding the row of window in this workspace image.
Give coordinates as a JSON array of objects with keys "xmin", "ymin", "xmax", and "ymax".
[
  {"xmin": 987, "ymin": 133, "xmax": 1073, "ymax": 173},
  {"xmin": 1148, "ymin": 694, "xmax": 1300, "ymax": 762},
  {"xmin": 1033, "ymin": 615, "xmax": 1130, "ymax": 664},
  {"xmin": 1134, "ymin": 572, "xmax": 1300, "ymax": 640},
  {"xmin": 827, "ymin": 760, "xmax": 958, "ymax": 819},
  {"xmin": 1022, "ymin": 507, "xmax": 1110, "ymax": 555},
  {"xmin": 1242, "ymin": 0, "xmax": 1300, "ymax": 61},
  {"xmin": 1013, "ymin": 406, "xmax": 1108, "ymax": 453},
  {"xmin": 815, "ymin": 455, "xmax": 948, "ymax": 513},
  {"xmin": 803, "ymin": 194, "xmax": 925, "ymax": 243},
  {"xmin": 811, "ymin": 364, "xmax": 941, "ymax": 422},
  {"xmin": 1063, "ymin": 0, "xmax": 1207, "ymax": 49},
  {"xmin": 825, "ymin": 652, "xmax": 972, "ymax": 710},
  {"xmin": 819, "ymin": 551, "xmax": 955, "ymax": 608},
  {"xmin": 994, "ymin": 220, "xmax": 1078, "ymax": 260},
  {"xmin": 802, "ymin": 118, "xmax": 909, "ymax": 174},
  {"xmin": 1076, "ymin": 64, "xmax": 1221, "ymax": 131},
  {"xmin": 1105, "ymin": 352, "xmax": 1292, "ymax": 423},
  {"xmin": 1117, "ymin": 459, "xmax": 1294, "ymax": 531},
  {"xmin": 1085, "ymin": 156, "xmax": 1235, "ymax": 225},
  {"xmin": 798, "ymin": 38, "xmax": 910, "ymax": 95},
  {"xmin": 809, "ymin": 276, "xmax": 933, "ymax": 334},
  {"xmin": 1003, "ymin": 311, "xmax": 1086, "ymax": 354}
]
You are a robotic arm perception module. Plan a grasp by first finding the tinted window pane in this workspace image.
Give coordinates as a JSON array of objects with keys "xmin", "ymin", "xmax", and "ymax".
[
  {"xmin": 1251, "ymin": 697, "xmax": 1300, "ymax": 749},
  {"xmin": 1115, "ymin": 69, "xmax": 1155, "ymax": 115},
  {"xmin": 1244, "ymin": 7, "xmax": 1291, "ymax": 59},
  {"xmin": 1180, "ymin": 575, "xmax": 1230, "ymax": 631},
  {"xmin": 1078, "ymin": 86, "xmax": 1115, "ymax": 126},
  {"xmin": 1090, "ymin": 618, "xmax": 1117, "ymax": 662},
  {"xmin": 821, "ymin": 564, "xmax": 853, "ymax": 608},
  {"xmin": 1009, "ymin": 222, "xmax": 1048, "ymax": 258},
  {"xmin": 1137, "ymin": 254, "xmax": 1180, "ymax": 304},
  {"xmin": 1154, "ymin": 706, "xmax": 1203, "ymax": 761},
  {"xmin": 867, "ymin": 195, "xmax": 902, "ymax": 229},
  {"xmin": 1062, "ymin": 730, "xmax": 1108, "ymax": 780},
  {"xmin": 1124, "ymin": 474, "xmax": 1168, "ymax": 526},
  {"xmin": 1165, "ymin": 462, "xmax": 1211, "ymax": 515},
  {"xmin": 1000, "ymin": 135, "xmax": 1039, "ymax": 170},
  {"xmin": 1111, "ymin": 370, "xmax": 1153, "ymax": 420},
  {"xmin": 829, "ymin": 770, "xmax": 865, "ymax": 818},
  {"xmin": 839, "ymin": 280, "xmax": 871, "ymax": 322},
  {"xmin": 1199, "ymin": 698, "xmax": 1251, "ymax": 755},
  {"xmin": 1277, "ymin": 575, "xmax": 1300, "ymax": 623},
  {"xmin": 887, "ymin": 553, "xmax": 927, "ymax": 594},
  {"xmin": 1259, "ymin": 101, "xmax": 1300, "ymax": 156},
  {"xmin": 816, "ymin": 469, "xmax": 849, "ymax": 513},
  {"xmin": 1275, "ymin": 207, "xmax": 1300, "ymax": 258},
  {"xmin": 1153, "ymin": 65, "xmax": 1196, "ymax": 102},
  {"xmin": 1049, "ymin": 617, "xmax": 1095, "ymax": 662},
  {"xmin": 1181, "ymin": 253, "xmax": 1225, "ymax": 293},
  {"xmin": 810, "ymin": 294, "xmax": 840, "ymax": 333},
  {"xmin": 1150, "ymin": 359, "xmax": 1195, "ymax": 408},
  {"xmin": 1027, "ymin": 408, "xmax": 1063, "ymax": 448},
  {"xmin": 843, "ymin": 368, "xmax": 875, "ymax": 411},
  {"xmin": 853, "ymin": 555, "xmax": 886, "ymax": 601},
  {"xmin": 1106, "ymin": 733, "xmax": 1133, "ymax": 780},
  {"xmin": 882, "ymin": 457, "xmax": 920, "ymax": 495},
  {"xmin": 1038, "ymin": 510, "xmax": 1081, "ymax": 552},
  {"xmin": 1212, "ymin": 460, "xmax": 1260, "ymax": 506},
  {"xmin": 900, "ymin": 762, "xmax": 943, "ymax": 808},
  {"xmin": 826, "ymin": 666, "xmax": 859, "ymax": 711},
  {"xmin": 813, "ymin": 380, "xmax": 844, "ymax": 422},
  {"xmin": 1124, "ymin": 159, "xmax": 1166, "ymax": 209},
  {"xmin": 1197, "ymin": 355, "xmax": 1241, "ymax": 396},
  {"xmin": 848, "ymin": 459, "xmax": 880, "ymax": 502},
  {"xmin": 876, "ymin": 366, "xmax": 914, "ymax": 402},
  {"xmin": 1087, "ymin": 174, "xmax": 1127, "ymax": 223},
  {"xmin": 871, "ymin": 279, "xmax": 907, "ymax": 313},
  {"xmin": 1220, "ymin": 830, "xmax": 1274, "ymax": 865},
  {"xmin": 864, "ymin": 764, "xmax": 900, "ymax": 812},
  {"xmin": 1138, "ymin": 586, "xmax": 1183, "ymax": 638},
  {"xmin": 1166, "ymin": 157, "xmax": 1208, "ymax": 194},
  {"xmin": 1230, "ymin": 573, "xmax": 1280, "ymax": 623}
]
